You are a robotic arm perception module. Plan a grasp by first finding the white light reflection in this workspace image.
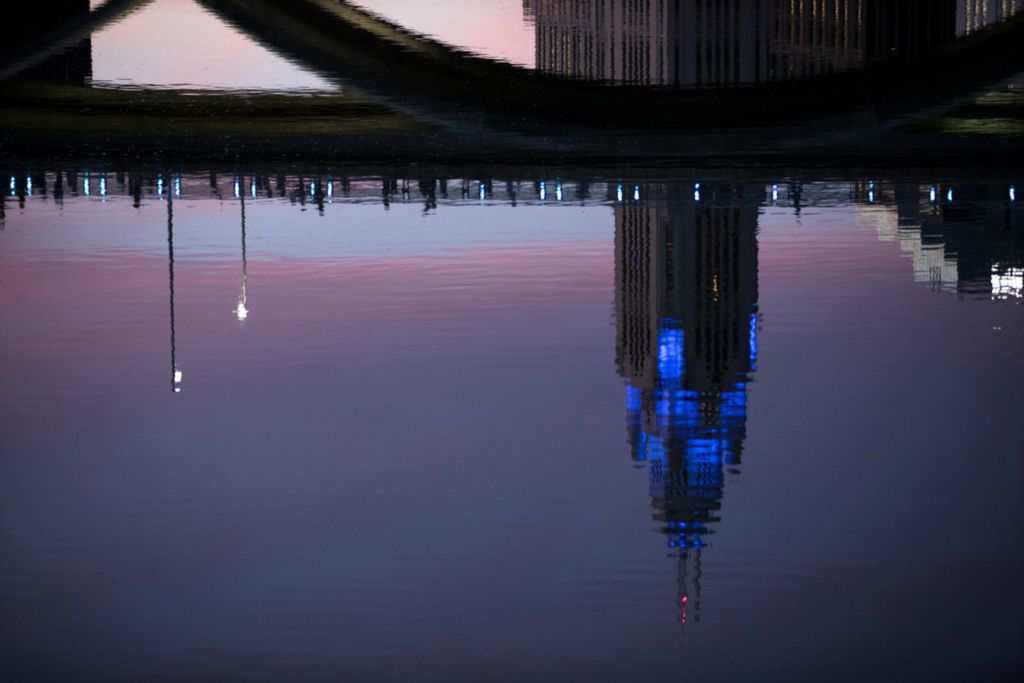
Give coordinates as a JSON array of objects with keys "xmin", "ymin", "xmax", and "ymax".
[
  {"xmin": 174, "ymin": 175, "xmax": 181, "ymax": 197},
  {"xmin": 633, "ymin": 185, "xmax": 640, "ymax": 201},
  {"xmin": 555, "ymin": 182, "xmax": 562, "ymax": 202},
  {"xmin": 236, "ymin": 301, "xmax": 248, "ymax": 321},
  {"xmin": 9, "ymin": 176, "xmax": 15, "ymax": 195},
  {"xmin": 479, "ymin": 182, "xmax": 486, "ymax": 200},
  {"xmin": 1011, "ymin": 185, "xmax": 1016, "ymax": 202},
  {"xmin": 930, "ymin": 186, "xmax": 937, "ymax": 203},
  {"xmin": 616, "ymin": 184, "xmax": 623, "ymax": 202},
  {"xmin": 26, "ymin": 176, "xmax": 32, "ymax": 196},
  {"xmin": 991, "ymin": 266, "xmax": 1023, "ymax": 300},
  {"xmin": 173, "ymin": 369, "xmax": 183, "ymax": 393},
  {"xmin": 99, "ymin": 176, "xmax": 106, "ymax": 197},
  {"xmin": 947, "ymin": 188, "xmax": 954, "ymax": 202},
  {"xmin": 771, "ymin": 184, "xmax": 779, "ymax": 202},
  {"xmin": 540, "ymin": 181, "xmax": 546, "ymax": 201},
  {"xmin": 694, "ymin": 182, "xmax": 700, "ymax": 202}
]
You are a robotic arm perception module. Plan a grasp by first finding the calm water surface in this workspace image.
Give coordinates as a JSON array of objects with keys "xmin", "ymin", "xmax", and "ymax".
[{"xmin": 0, "ymin": 170, "xmax": 1021, "ymax": 681}]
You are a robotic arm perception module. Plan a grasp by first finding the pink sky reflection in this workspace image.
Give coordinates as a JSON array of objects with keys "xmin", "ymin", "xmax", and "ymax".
[
  {"xmin": 91, "ymin": 0, "xmax": 337, "ymax": 91},
  {"xmin": 89, "ymin": 0, "xmax": 535, "ymax": 92},
  {"xmin": 349, "ymin": 0, "xmax": 535, "ymax": 67}
]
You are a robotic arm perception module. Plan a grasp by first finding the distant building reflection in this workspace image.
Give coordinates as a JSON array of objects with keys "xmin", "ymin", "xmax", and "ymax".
[
  {"xmin": 7, "ymin": 165, "xmax": 1020, "ymax": 307},
  {"xmin": 522, "ymin": 0, "xmax": 1020, "ymax": 85},
  {"xmin": 855, "ymin": 182, "xmax": 1023, "ymax": 300},
  {"xmin": 614, "ymin": 183, "xmax": 760, "ymax": 625}
]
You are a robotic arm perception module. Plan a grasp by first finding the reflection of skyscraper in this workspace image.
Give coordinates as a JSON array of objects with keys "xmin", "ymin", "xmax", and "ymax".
[
  {"xmin": 526, "ymin": 0, "xmax": 962, "ymax": 85},
  {"xmin": 615, "ymin": 183, "xmax": 761, "ymax": 625},
  {"xmin": 857, "ymin": 181, "xmax": 1024, "ymax": 299}
]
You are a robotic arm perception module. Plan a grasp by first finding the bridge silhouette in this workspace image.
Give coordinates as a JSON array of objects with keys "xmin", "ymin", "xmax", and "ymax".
[{"xmin": 1, "ymin": 0, "xmax": 1023, "ymax": 162}]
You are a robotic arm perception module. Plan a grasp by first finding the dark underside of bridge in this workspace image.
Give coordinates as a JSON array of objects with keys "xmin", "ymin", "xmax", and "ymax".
[{"xmin": 0, "ymin": 0, "xmax": 1023, "ymax": 167}]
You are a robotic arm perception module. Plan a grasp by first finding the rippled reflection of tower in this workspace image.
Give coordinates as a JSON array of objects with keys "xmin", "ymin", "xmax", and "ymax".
[{"xmin": 615, "ymin": 183, "xmax": 760, "ymax": 625}]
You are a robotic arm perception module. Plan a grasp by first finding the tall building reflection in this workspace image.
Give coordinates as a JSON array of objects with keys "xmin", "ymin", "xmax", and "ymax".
[
  {"xmin": 524, "ymin": 0, "xmax": 993, "ymax": 85},
  {"xmin": 615, "ymin": 183, "xmax": 760, "ymax": 625},
  {"xmin": 856, "ymin": 181, "xmax": 1023, "ymax": 299}
]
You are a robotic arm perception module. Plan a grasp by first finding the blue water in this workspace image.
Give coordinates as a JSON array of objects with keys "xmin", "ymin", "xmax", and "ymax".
[{"xmin": 0, "ymin": 170, "xmax": 1021, "ymax": 681}]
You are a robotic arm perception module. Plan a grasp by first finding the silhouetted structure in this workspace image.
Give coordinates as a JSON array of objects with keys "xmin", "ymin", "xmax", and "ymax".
[
  {"xmin": 1, "ymin": 0, "xmax": 92, "ymax": 84},
  {"xmin": 615, "ymin": 182, "xmax": 761, "ymax": 625}
]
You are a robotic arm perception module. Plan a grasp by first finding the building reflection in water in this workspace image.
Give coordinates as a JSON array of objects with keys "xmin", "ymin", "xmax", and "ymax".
[
  {"xmin": 7, "ymin": 167, "xmax": 1021, "ymax": 409},
  {"xmin": 855, "ymin": 181, "xmax": 1024, "ymax": 300},
  {"xmin": 525, "ymin": 0, "xmax": 1020, "ymax": 86},
  {"xmin": 614, "ymin": 183, "xmax": 760, "ymax": 626}
]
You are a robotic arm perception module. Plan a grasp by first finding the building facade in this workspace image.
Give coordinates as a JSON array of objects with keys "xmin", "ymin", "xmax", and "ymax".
[{"xmin": 527, "ymin": 0, "xmax": 963, "ymax": 85}]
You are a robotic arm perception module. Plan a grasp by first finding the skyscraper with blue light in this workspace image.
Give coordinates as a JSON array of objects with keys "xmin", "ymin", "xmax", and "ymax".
[{"xmin": 615, "ymin": 182, "xmax": 761, "ymax": 625}]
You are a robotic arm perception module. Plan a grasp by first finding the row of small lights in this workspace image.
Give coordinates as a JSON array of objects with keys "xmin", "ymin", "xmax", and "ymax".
[
  {"xmin": 8, "ymin": 175, "xmax": 1020, "ymax": 205},
  {"xmin": 487, "ymin": 181, "xmax": 1017, "ymax": 206},
  {"xmin": 234, "ymin": 176, "xmax": 333, "ymax": 201},
  {"xmin": 6, "ymin": 173, "xmax": 185, "ymax": 199},
  {"xmin": 865, "ymin": 181, "xmax": 960, "ymax": 205}
]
